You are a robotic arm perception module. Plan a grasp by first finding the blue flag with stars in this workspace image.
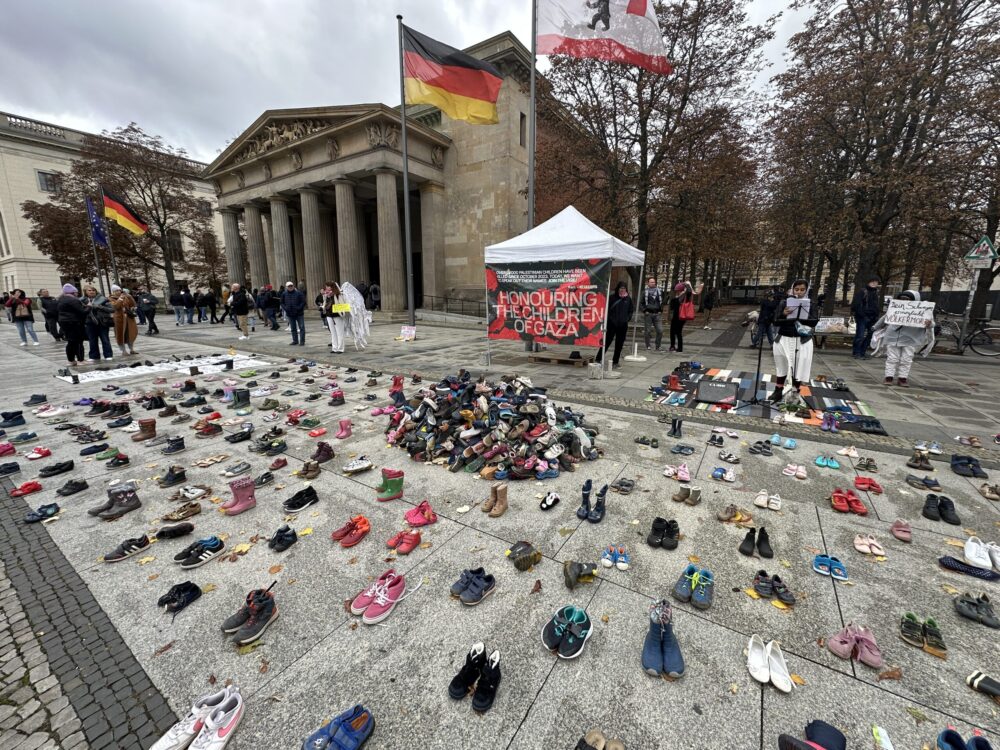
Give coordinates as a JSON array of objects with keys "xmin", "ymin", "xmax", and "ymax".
[{"xmin": 86, "ymin": 196, "xmax": 108, "ymax": 248}]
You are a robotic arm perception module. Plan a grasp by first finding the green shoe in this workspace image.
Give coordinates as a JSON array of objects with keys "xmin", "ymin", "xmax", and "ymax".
[
  {"xmin": 260, "ymin": 398, "xmax": 280, "ymax": 410},
  {"xmin": 238, "ymin": 370, "xmax": 257, "ymax": 378},
  {"xmin": 236, "ymin": 406, "xmax": 253, "ymax": 416},
  {"xmin": 300, "ymin": 417, "xmax": 322, "ymax": 429},
  {"xmin": 96, "ymin": 447, "xmax": 119, "ymax": 461},
  {"xmin": 376, "ymin": 475, "xmax": 404, "ymax": 501}
]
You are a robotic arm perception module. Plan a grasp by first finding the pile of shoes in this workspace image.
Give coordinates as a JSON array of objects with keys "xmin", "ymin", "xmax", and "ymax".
[{"xmin": 376, "ymin": 371, "xmax": 600, "ymax": 481}]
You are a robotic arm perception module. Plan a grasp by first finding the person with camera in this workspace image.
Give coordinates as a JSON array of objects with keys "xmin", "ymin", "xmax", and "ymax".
[
  {"xmin": 57, "ymin": 284, "xmax": 88, "ymax": 366},
  {"xmin": 38, "ymin": 289, "xmax": 62, "ymax": 342},
  {"xmin": 82, "ymin": 286, "xmax": 114, "ymax": 361},
  {"xmin": 110, "ymin": 284, "xmax": 139, "ymax": 355},
  {"xmin": 5, "ymin": 290, "xmax": 40, "ymax": 346},
  {"xmin": 138, "ymin": 288, "xmax": 159, "ymax": 335}
]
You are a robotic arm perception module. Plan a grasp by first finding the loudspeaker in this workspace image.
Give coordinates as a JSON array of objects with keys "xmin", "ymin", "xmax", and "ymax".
[{"xmin": 695, "ymin": 380, "xmax": 739, "ymax": 404}]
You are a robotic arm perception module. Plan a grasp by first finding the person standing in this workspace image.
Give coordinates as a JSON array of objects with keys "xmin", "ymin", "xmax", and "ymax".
[
  {"xmin": 203, "ymin": 288, "xmax": 218, "ymax": 323},
  {"xmin": 640, "ymin": 277, "xmax": 664, "ymax": 351},
  {"xmin": 851, "ymin": 276, "xmax": 882, "ymax": 358},
  {"xmin": 38, "ymin": 289, "xmax": 62, "ymax": 341},
  {"xmin": 57, "ymin": 284, "xmax": 88, "ymax": 366},
  {"xmin": 229, "ymin": 283, "xmax": 251, "ymax": 340},
  {"xmin": 219, "ymin": 286, "xmax": 231, "ymax": 324},
  {"xmin": 281, "ymin": 281, "xmax": 306, "ymax": 345},
  {"xmin": 317, "ymin": 282, "xmax": 347, "ymax": 353},
  {"xmin": 769, "ymin": 280, "xmax": 815, "ymax": 403},
  {"xmin": 138, "ymin": 288, "xmax": 159, "ymax": 334},
  {"xmin": 668, "ymin": 281, "xmax": 702, "ymax": 353},
  {"xmin": 132, "ymin": 285, "xmax": 147, "ymax": 327},
  {"xmin": 110, "ymin": 285, "xmax": 139, "ymax": 355},
  {"xmin": 702, "ymin": 286, "xmax": 717, "ymax": 328},
  {"xmin": 194, "ymin": 289, "xmax": 206, "ymax": 323},
  {"xmin": 6, "ymin": 290, "xmax": 39, "ymax": 346},
  {"xmin": 599, "ymin": 281, "xmax": 634, "ymax": 368},
  {"xmin": 169, "ymin": 288, "xmax": 185, "ymax": 326},
  {"xmin": 871, "ymin": 290, "xmax": 935, "ymax": 387},
  {"xmin": 751, "ymin": 290, "xmax": 779, "ymax": 348},
  {"xmin": 82, "ymin": 286, "xmax": 114, "ymax": 361},
  {"xmin": 181, "ymin": 287, "xmax": 195, "ymax": 325}
]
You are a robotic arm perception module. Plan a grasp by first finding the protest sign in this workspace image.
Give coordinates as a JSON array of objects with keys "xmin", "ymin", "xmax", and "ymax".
[{"xmin": 885, "ymin": 299, "xmax": 934, "ymax": 327}]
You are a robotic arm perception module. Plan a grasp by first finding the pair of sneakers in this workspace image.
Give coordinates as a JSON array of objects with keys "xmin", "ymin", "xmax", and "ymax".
[
  {"xmin": 151, "ymin": 685, "xmax": 244, "ymax": 750},
  {"xmin": 350, "ymin": 569, "xmax": 412, "ymax": 624},
  {"xmin": 300, "ymin": 705, "xmax": 374, "ymax": 750},
  {"xmin": 600, "ymin": 546, "xmax": 630, "ymax": 570},
  {"xmin": 541, "ymin": 605, "xmax": 593, "ymax": 660},
  {"xmin": 672, "ymin": 564, "xmax": 714, "ymax": 609}
]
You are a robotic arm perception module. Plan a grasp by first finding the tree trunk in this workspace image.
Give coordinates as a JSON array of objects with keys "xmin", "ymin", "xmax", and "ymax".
[
  {"xmin": 841, "ymin": 259, "xmax": 852, "ymax": 305},
  {"xmin": 810, "ymin": 253, "xmax": 826, "ymax": 297},
  {"xmin": 823, "ymin": 254, "xmax": 843, "ymax": 315}
]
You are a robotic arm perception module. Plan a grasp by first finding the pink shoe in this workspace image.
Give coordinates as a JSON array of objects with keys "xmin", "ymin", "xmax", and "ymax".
[
  {"xmin": 851, "ymin": 624, "xmax": 883, "ymax": 668},
  {"xmin": 224, "ymin": 477, "xmax": 257, "ymax": 515},
  {"xmin": 676, "ymin": 463, "xmax": 691, "ymax": 482},
  {"xmin": 0, "ymin": 443, "xmax": 15, "ymax": 457},
  {"xmin": 350, "ymin": 569, "xmax": 398, "ymax": 615},
  {"xmin": 405, "ymin": 501, "xmax": 437, "ymax": 527},
  {"xmin": 361, "ymin": 573, "xmax": 407, "ymax": 624},
  {"xmin": 826, "ymin": 624, "xmax": 856, "ymax": 660},
  {"xmin": 335, "ymin": 419, "xmax": 352, "ymax": 439},
  {"xmin": 370, "ymin": 407, "xmax": 386, "ymax": 416}
]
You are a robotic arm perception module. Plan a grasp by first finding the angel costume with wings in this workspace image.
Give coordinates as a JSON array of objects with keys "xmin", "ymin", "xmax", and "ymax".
[{"xmin": 340, "ymin": 282, "xmax": 372, "ymax": 350}]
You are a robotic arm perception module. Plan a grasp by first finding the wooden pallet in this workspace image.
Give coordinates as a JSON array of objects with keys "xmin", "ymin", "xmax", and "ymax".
[{"xmin": 528, "ymin": 354, "xmax": 591, "ymax": 367}]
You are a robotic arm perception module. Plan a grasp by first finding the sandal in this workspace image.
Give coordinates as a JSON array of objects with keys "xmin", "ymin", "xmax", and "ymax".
[
  {"xmin": 194, "ymin": 454, "xmax": 230, "ymax": 467},
  {"xmin": 830, "ymin": 489, "xmax": 849, "ymax": 513},
  {"xmin": 767, "ymin": 494, "xmax": 782, "ymax": 511},
  {"xmin": 899, "ymin": 612, "xmax": 924, "ymax": 647},
  {"xmin": 828, "ymin": 557, "xmax": 848, "ymax": 581},
  {"xmin": 616, "ymin": 478, "xmax": 636, "ymax": 495},
  {"xmin": 866, "ymin": 535, "xmax": 885, "ymax": 556},
  {"xmin": 753, "ymin": 490, "xmax": 769, "ymax": 508},
  {"xmin": 812, "ymin": 554, "xmax": 832, "ymax": 576},
  {"xmin": 634, "ymin": 436, "xmax": 651, "ymax": 446},
  {"xmin": 749, "ymin": 441, "xmax": 763, "ymax": 455},
  {"xmin": 719, "ymin": 451, "xmax": 740, "ymax": 464},
  {"xmin": 922, "ymin": 618, "xmax": 947, "ymax": 659},
  {"xmin": 539, "ymin": 492, "xmax": 560, "ymax": 510}
]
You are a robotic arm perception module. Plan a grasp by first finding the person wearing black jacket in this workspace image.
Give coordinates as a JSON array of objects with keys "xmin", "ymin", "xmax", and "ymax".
[
  {"xmin": 751, "ymin": 290, "xmax": 779, "ymax": 347},
  {"xmin": 281, "ymin": 281, "xmax": 307, "ymax": 345},
  {"xmin": 181, "ymin": 287, "xmax": 195, "ymax": 324},
  {"xmin": 640, "ymin": 277, "xmax": 664, "ymax": 351},
  {"xmin": 203, "ymin": 289, "xmax": 218, "ymax": 323},
  {"xmin": 169, "ymin": 289, "xmax": 185, "ymax": 326},
  {"xmin": 229, "ymin": 283, "xmax": 251, "ymax": 339},
  {"xmin": 598, "ymin": 280, "xmax": 634, "ymax": 368},
  {"xmin": 38, "ymin": 289, "xmax": 62, "ymax": 341},
  {"xmin": 769, "ymin": 279, "xmax": 815, "ymax": 403},
  {"xmin": 138, "ymin": 289, "xmax": 159, "ymax": 334},
  {"xmin": 56, "ymin": 284, "xmax": 88, "ymax": 365},
  {"xmin": 851, "ymin": 277, "xmax": 882, "ymax": 358}
]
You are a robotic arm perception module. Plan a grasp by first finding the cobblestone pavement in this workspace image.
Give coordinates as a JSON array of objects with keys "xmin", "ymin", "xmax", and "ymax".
[{"xmin": 0, "ymin": 323, "xmax": 997, "ymax": 750}]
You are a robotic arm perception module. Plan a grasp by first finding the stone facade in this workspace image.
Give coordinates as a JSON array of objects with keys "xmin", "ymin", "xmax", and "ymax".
[
  {"xmin": 205, "ymin": 32, "xmax": 533, "ymax": 310},
  {"xmin": 0, "ymin": 112, "xmax": 223, "ymax": 295}
]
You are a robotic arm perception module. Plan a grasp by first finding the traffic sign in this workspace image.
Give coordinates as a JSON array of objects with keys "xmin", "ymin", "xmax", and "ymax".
[{"xmin": 965, "ymin": 236, "xmax": 997, "ymax": 268}]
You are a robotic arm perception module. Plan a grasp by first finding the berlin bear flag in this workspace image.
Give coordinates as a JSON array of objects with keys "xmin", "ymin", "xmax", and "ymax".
[{"xmin": 537, "ymin": 0, "xmax": 673, "ymax": 74}]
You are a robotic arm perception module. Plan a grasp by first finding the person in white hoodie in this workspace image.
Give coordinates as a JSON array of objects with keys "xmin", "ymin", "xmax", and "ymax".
[{"xmin": 870, "ymin": 290, "xmax": 935, "ymax": 387}]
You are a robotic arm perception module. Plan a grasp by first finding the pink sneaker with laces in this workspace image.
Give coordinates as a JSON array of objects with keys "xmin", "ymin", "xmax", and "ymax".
[
  {"xmin": 361, "ymin": 573, "xmax": 407, "ymax": 624},
  {"xmin": 349, "ymin": 570, "xmax": 398, "ymax": 615},
  {"xmin": 405, "ymin": 501, "xmax": 437, "ymax": 527}
]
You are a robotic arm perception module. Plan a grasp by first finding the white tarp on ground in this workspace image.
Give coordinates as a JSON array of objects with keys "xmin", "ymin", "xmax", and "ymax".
[
  {"xmin": 484, "ymin": 205, "xmax": 644, "ymax": 267},
  {"xmin": 54, "ymin": 355, "xmax": 273, "ymax": 383}
]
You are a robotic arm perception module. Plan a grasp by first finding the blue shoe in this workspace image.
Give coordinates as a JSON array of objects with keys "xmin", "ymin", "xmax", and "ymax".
[
  {"xmin": 614, "ymin": 547, "xmax": 630, "ymax": 571},
  {"xmin": 815, "ymin": 455, "xmax": 828, "ymax": 468},
  {"xmin": 769, "ymin": 433, "xmax": 781, "ymax": 445},
  {"xmin": 302, "ymin": 705, "xmax": 373, "ymax": 750},
  {"xmin": 711, "ymin": 467, "xmax": 725, "ymax": 481},
  {"xmin": 660, "ymin": 610, "xmax": 685, "ymax": 678},
  {"xmin": 536, "ymin": 467, "xmax": 559, "ymax": 480},
  {"xmin": 671, "ymin": 564, "xmax": 699, "ymax": 603},
  {"xmin": 937, "ymin": 730, "xmax": 965, "ymax": 750},
  {"xmin": 600, "ymin": 546, "xmax": 618, "ymax": 568},
  {"xmin": 25, "ymin": 503, "xmax": 60, "ymax": 523},
  {"xmin": 826, "ymin": 456, "xmax": 841, "ymax": 470},
  {"xmin": 642, "ymin": 600, "xmax": 667, "ymax": 675},
  {"xmin": 967, "ymin": 737, "xmax": 993, "ymax": 750},
  {"xmin": 691, "ymin": 569, "xmax": 714, "ymax": 610},
  {"xmin": 0, "ymin": 415, "xmax": 25, "ymax": 429},
  {"xmin": 783, "ymin": 438, "xmax": 797, "ymax": 449}
]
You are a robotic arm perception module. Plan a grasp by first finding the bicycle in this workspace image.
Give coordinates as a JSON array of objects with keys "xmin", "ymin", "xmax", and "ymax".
[{"xmin": 936, "ymin": 312, "xmax": 1000, "ymax": 356}]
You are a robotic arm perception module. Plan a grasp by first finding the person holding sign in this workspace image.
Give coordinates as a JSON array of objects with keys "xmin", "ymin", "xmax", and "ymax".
[
  {"xmin": 870, "ymin": 290, "xmax": 935, "ymax": 387},
  {"xmin": 316, "ymin": 282, "xmax": 348, "ymax": 354},
  {"xmin": 768, "ymin": 279, "xmax": 816, "ymax": 403}
]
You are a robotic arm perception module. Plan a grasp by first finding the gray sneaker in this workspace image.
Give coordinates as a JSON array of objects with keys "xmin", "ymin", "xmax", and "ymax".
[{"xmin": 232, "ymin": 591, "xmax": 278, "ymax": 645}]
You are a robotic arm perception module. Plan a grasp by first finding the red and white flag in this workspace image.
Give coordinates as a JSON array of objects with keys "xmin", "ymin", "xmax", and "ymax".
[{"xmin": 537, "ymin": 0, "xmax": 672, "ymax": 74}]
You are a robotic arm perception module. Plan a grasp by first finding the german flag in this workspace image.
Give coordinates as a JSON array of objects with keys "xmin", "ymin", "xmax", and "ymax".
[
  {"xmin": 403, "ymin": 26, "xmax": 502, "ymax": 125},
  {"xmin": 102, "ymin": 189, "xmax": 148, "ymax": 235}
]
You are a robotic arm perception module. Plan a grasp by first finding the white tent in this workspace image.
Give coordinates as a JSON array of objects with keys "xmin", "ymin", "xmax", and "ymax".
[{"xmin": 485, "ymin": 205, "xmax": 645, "ymax": 267}]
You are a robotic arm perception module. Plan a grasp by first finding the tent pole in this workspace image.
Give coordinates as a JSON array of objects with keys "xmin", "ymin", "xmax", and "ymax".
[
  {"xmin": 484, "ymin": 282, "xmax": 492, "ymax": 368},
  {"xmin": 624, "ymin": 261, "xmax": 648, "ymax": 362}
]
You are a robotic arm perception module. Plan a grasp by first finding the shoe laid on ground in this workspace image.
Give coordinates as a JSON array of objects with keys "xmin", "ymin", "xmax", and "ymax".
[
  {"xmin": 358, "ymin": 572, "xmax": 408, "ymax": 625},
  {"xmin": 254, "ymin": 471, "xmax": 274, "ymax": 488},
  {"xmin": 156, "ymin": 581, "xmax": 202, "ymax": 614},
  {"xmin": 175, "ymin": 537, "xmax": 226, "ymax": 569},
  {"xmin": 38, "ymin": 460, "xmax": 73, "ymax": 478},
  {"xmin": 24, "ymin": 503, "xmax": 59, "ymax": 523},
  {"xmin": 162, "ymin": 437, "xmax": 186, "ymax": 455},
  {"xmin": 155, "ymin": 522, "xmax": 195, "ymax": 539},
  {"xmin": 150, "ymin": 685, "xmax": 241, "ymax": 750},
  {"xmin": 24, "ymin": 446, "xmax": 51, "ymax": 461},
  {"xmin": 103, "ymin": 535, "xmax": 151, "ymax": 562},
  {"xmin": 55, "ymin": 478, "xmax": 88, "ymax": 496},
  {"xmin": 460, "ymin": 571, "xmax": 497, "ymax": 606},
  {"xmin": 162, "ymin": 503, "xmax": 201, "ymax": 522},
  {"xmin": 185, "ymin": 689, "xmax": 244, "ymax": 748},
  {"xmin": 300, "ymin": 705, "xmax": 373, "ymax": 750},
  {"xmin": 541, "ymin": 605, "xmax": 593, "ymax": 659},
  {"xmin": 282, "ymin": 486, "xmax": 319, "ymax": 513},
  {"xmin": 938, "ymin": 495, "xmax": 961, "ymax": 525},
  {"xmin": 268, "ymin": 525, "xmax": 298, "ymax": 552},
  {"xmin": 106, "ymin": 452, "xmax": 130, "ymax": 469},
  {"xmin": 448, "ymin": 643, "xmax": 486, "ymax": 699}
]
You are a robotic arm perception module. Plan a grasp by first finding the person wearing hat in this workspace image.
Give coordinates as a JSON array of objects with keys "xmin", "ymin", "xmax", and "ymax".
[
  {"xmin": 56, "ymin": 284, "xmax": 88, "ymax": 365},
  {"xmin": 640, "ymin": 277, "xmax": 664, "ymax": 351},
  {"xmin": 667, "ymin": 281, "xmax": 703, "ymax": 352},
  {"xmin": 229, "ymin": 283, "xmax": 251, "ymax": 339},
  {"xmin": 280, "ymin": 281, "xmax": 306, "ymax": 345},
  {"xmin": 109, "ymin": 284, "xmax": 139, "ymax": 355},
  {"xmin": 850, "ymin": 276, "xmax": 882, "ymax": 358}
]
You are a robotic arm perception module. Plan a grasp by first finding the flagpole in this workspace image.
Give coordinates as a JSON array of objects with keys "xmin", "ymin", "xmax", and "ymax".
[
  {"xmin": 397, "ymin": 15, "xmax": 416, "ymax": 328},
  {"xmin": 99, "ymin": 187, "xmax": 121, "ymax": 287},
  {"xmin": 528, "ymin": 0, "xmax": 537, "ymax": 230},
  {"xmin": 88, "ymin": 227, "xmax": 106, "ymax": 297}
]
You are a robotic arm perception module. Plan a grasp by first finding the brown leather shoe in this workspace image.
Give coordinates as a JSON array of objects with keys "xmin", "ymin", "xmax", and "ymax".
[{"xmin": 482, "ymin": 482, "xmax": 498, "ymax": 512}]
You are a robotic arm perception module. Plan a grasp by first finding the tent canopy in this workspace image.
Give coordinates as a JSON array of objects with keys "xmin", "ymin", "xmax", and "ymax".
[{"xmin": 485, "ymin": 205, "xmax": 645, "ymax": 267}]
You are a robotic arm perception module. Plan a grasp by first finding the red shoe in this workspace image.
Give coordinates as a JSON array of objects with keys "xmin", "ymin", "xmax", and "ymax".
[
  {"xmin": 854, "ymin": 476, "xmax": 870, "ymax": 491},
  {"xmin": 404, "ymin": 501, "xmax": 437, "ymax": 527},
  {"xmin": 308, "ymin": 428, "xmax": 327, "ymax": 437},
  {"xmin": 0, "ymin": 443, "xmax": 15, "ymax": 457},
  {"xmin": 25, "ymin": 447, "xmax": 51, "ymax": 461},
  {"xmin": 11, "ymin": 481, "xmax": 42, "ymax": 497},
  {"xmin": 830, "ymin": 489, "xmax": 849, "ymax": 513},
  {"xmin": 269, "ymin": 457, "xmax": 288, "ymax": 471},
  {"xmin": 331, "ymin": 515, "xmax": 364, "ymax": 541},
  {"xmin": 396, "ymin": 531, "xmax": 421, "ymax": 554},
  {"xmin": 287, "ymin": 409, "xmax": 307, "ymax": 420},
  {"xmin": 866, "ymin": 478, "xmax": 883, "ymax": 494},
  {"xmin": 845, "ymin": 490, "xmax": 868, "ymax": 515},
  {"xmin": 340, "ymin": 516, "xmax": 370, "ymax": 547},
  {"xmin": 386, "ymin": 530, "xmax": 407, "ymax": 549},
  {"xmin": 526, "ymin": 424, "xmax": 548, "ymax": 439},
  {"xmin": 668, "ymin": 373, "xmax": 683, "ymax": 391},
  {"xmin": 205, "ymin": 411, "xmax": 222, "ymax": 421}
]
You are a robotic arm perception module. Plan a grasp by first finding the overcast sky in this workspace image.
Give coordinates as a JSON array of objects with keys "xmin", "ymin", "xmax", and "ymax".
[{"xmin": 0, "ymin": 0, "xmax": 801, "ymax": 164}]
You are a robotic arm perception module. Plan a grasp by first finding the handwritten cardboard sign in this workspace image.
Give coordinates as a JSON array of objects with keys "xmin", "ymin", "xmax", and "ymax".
[
  {"xmin": 400, "ymin": 325, "xmax": 416, "ymax": 341},
  {"xmin": 885, "ymin": 300, "xmax": 934, "ymax": 327},
  {"xmin": 815, "ymin": 317, "xmax": 845, "ymax": 333},
  {"xmin": 331, "ymin": 303, "xmax": 351, "ymax": 314}
]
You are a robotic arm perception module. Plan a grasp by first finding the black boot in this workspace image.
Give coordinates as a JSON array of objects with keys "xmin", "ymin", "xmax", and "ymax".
[
  {"xmin": 448, "ymin": 643, "xmax": 486, "ymax": 699},
  {"xmin": 667, "ymin": 419, "xmax": 678, "ymax": 438},
  {"xmin": 471, "ymin": 650, "xmax": 501, "ymax": 713},
  {"xmin": 576, "ymin": 479, "xmax": 592, "ymax": 519}
]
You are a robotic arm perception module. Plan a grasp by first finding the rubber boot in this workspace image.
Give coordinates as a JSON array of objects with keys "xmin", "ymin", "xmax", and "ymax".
[
  {"xmin": 220, "ymin": 387, "xmax": 235, "ymax": 404},
  {"xmin": 488, "ymin": 483, "xmax": 508, "ymax": 518},
  {"xmin": 674, "ymin": 419, "xmax": 683, "ymax": 438},
  {"xmin": 660, "ymin": 605, "xmax": 685, "ymax": 678},
  {"xmin": 377, "ymin": 473, "xmax": 404, "ymax": 501},
  {"xmin": 643, "ymin": 600, "xmax": 668, "ymax": 675},
  {"xmin": 131, "ymin": 418, "xmax": 156, "ymax": 443},
  {"xmin": 190, "ymin": 366, "xmax": 201, "ymax": 376},
  {"xmin": 375, "ymin": 468, "xmax": 404, "ymax": 492},
  {"xmin": 327, "ymin": 390, "xmax": 345, "ymax": 406},
  {"xmin": 224, "ymin": 477, "xmax": 257, "ymax": 515},
  {"xmin": 335, "ymin": 419, "xmax": 352, "ymax": 439},
  {"xmin": 668, "ymin": 374, "xmax": 682, "ymax": 391},
  {"xmin": 230, "ymin": 388, "xmax": 251, "ymax": 410},
  {"xmin": 223, "ymin": 359, "xmax": 233, "ymax": 370},
  {"xmin": 562, "ymin": 561, "xmax": 598, "ymax": 590},
  {"xmin": 667, "ymin": 419, "xmax": 678, "ymax": 438},
  {"xmin": 389, "ymin": 375, "xmax": 404, "ymax": 394},
  {"xmin": 576, "ymin": 479, "xmax": 592, "ymax": 519},
  {"xmin": 98, "ymin": 481, "xmax": 141, "ymax": 521}
]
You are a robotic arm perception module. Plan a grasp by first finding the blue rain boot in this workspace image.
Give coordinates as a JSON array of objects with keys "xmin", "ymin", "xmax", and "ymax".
[
  {"xmin": 660, "ymin": 603, "xmax": 685, "ymax": 678},
  {"xmin": 642, "ymin": 599, "xmax": 667, "ymax": 676}
]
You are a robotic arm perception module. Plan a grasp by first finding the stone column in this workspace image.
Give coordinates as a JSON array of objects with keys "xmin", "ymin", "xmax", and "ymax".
[
  {"xmin": 242, "ymin": 204, "xmax": 268, "ymax": 290},
  {"xmin": 269, "ymin": 197, "xmax": 295, "ymax": 287},
  {"xmin": 299, "ymin": 188, "xmax": 325, "ymax": 303},
  {"xmin": 220, "ymin": 208, "xmax": 245, "ymax": 284},
  {"xmin": 320, "ymin": 207, "xmax": 337, "ymax": 283},
  {"xmin": 334, "ymin": 179, "xmax": 365, "ymax": 285},
  {"xmin": 419, "ymin": 181, "xmax": 445, "ymax": 301},
  {"xmin": 375, "ymin": 169, "xmax": 405, "ymax": 312},
  {"xmin": 291, "ymin": 212, "xmax": 305, "ymax": 290},
  {"xmin": 262, "ymin": 214, "xmax": 277, "ymax": 285}
]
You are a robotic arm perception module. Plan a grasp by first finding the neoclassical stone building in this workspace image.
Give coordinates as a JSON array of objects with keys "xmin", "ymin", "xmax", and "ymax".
[{"xmin": 206, "ymin": 32, "xmax": 532, "ymax": 311}]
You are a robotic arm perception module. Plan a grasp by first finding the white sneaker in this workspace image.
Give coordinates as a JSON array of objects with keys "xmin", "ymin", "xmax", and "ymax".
[
  {"xmin": 836, "ymin": 445, "xmax": 859, "ymax": 458},
  {"xmin": 19, "ymin": 342, "xmax": 25, "ymax": 346},
  {"xmin": 986, "ymin": 542, "xmax": 1000, "ymax": 571},
  {"xmin": 41, "ymin": 406, "xmax": 71, "ymax": 418},
  {"xmin": 31, "ymin": 341, "xmax": 39, "ymax": 346},
  {"xmin": 914, "ymin": 441, "xmax": 929, "ymax": 451},
  {"xmin": 753, "ymin": 490, "xmax": 769, "ymax": 508},
  {"xmin": 150, "ymin": 686, "xmax": 238, "ymax": 750},
  {"xmin": 190, "ymin": 690, "xmax": 244, "ymax": 749},
  {"xmin": 238, "ymin": 336, "xmax": 248, "ymax": 341},
  {"xmin": 746, "ymin": 634, "xmax": 769, "ymax": 684},
  {"xmin": 766, "ymin": 639, "xmax": 793, "ymax": 693},
  {"xmin": 964, "ymin": 536, "xmax": 993, "ymax": 569}
]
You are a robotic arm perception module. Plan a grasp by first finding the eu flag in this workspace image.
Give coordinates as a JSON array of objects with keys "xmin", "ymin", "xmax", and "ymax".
[{"xmin": 86, "ymin": 196, "xmax": 108, "ymax": 248}]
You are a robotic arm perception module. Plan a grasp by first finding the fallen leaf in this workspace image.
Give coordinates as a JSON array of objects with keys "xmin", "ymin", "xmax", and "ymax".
[
  {"xmin": 944, "ymin": 538, "xmax": 965, "ymax": 548},
  {"xmin": 231, "ymin": 543, "xmax": 253, "ymax": 555},
  {"xmin": 299, "ymin": 527, "xmax": 314, "ymax": 536},
  {"xmin": 268, "ymin": 564, "xmax": 283, "ymax": 575},
  {"xmin": 208, "ymin": 674, "xmax": 217, "ymax": 686},
  {"xmin": 728, "ymin": 683, "xmax": 739, "ymax": 694},
  {"xmin": 877, "ymin": 666, "xmax": 903, "ymax": 681},
  {"xmin": 284, "ymin": 514, "xmax": 298, "ymax": 523},
  {"xmin": 790, "ymin": 674, "xmax": 805, "ymax": 686},
  {"xmin": 905, "ymin": 706, "xmax": 930, "ymax": 725},
  {"xmin": 259, "ymin": 659, "xmax": 270, "ymax": 674},
  {"xmin": 687, "ymin": 555, "xmax": 701, "ymax": 564},
  {"xmin": 771, "ymin": 600, "xmax": 791, "ymax": 611},
  {"xmin": 531, "ymin": 579, "xmax": 542, "ymax": 594},
  {"xmin": 350, "ymin": 621, "xmax": 359, "ymax": 630},
  {"xmin": 343, "ymin": 598, "xmax": 353, "ymax": 613},
  {"xmin": 963, "ymin": 528, "xmax": 978, "ymax": 537},
  {"xmin": 940, "ymin": 583, "xmax": 960, "ymax": 595},
  {"xmin": 557, "ymin": 527, "xmax": 575, "ymax": 537},
  {"xmin": 779, "ymin": 559, "xmax": 792, "ymax": 569},
  {"xmin": 600, "ymin": 614, "xmax": 610, "ymax": 623},
  {"xmin": 419, "ymin": 542, "xmax": 432, "ymax": 549},
  {"xmin": 287, "ymin": 578, "xmax": 297, "ymax": 585},
  {"xmin": 217, "ymin": 533, "xmax": 229, "ymax": 542},
  {"xmin": 147, "ymin": 573, "xmax": 159, "ymax": 581},
  {"xmin": 237, "ymin": 642, "xmax": 262, "ymax": 656},
  {"xmin": 154, "ymin": 641, "xmax": 175, "ymax": 657},
  {"xmin": 348, "ymin": 557, "xmax": 358, "ymax": 565},
  {"xmin": 137, "ymin": 556, "xmax": 156, "ymax": 565},
  {"xmin": 816, "ymin": 637, "xmax": 825, "ymax": 648},
  {"xmin": 202, "ymin": 583, "xmax": 217, "ymax": 593},
  {"xmin": 210, "ymin": 496, "xmax": 224, "ymax": 505},
  {"xmin": 456, "ymin": 505, "xmax": 471, "ymax": 513},
  {"xmin": 744, "ymin": 588, "xmax": 761, "ymax": 600},
  {"xmin": 249, "ymin": 534, "xmax": 261, "ymax": 543},
  {"xmin": 803, "ymin": 546, "xmax": 821, "ymax": 555}
]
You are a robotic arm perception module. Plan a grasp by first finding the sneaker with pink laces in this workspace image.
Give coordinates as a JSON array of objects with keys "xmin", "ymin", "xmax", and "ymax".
[
  {"xmin": 361, "ymin": 573, "xmax": 407, "ymax": 625},
  {"xmin": 404, "ymin": 501, "xmax": 437, "ymax": 527},
  {"xmin": 349, "ymin": 570, "xmax": 398, "ymax": 615}
]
